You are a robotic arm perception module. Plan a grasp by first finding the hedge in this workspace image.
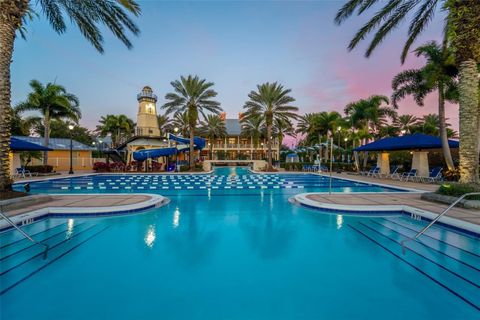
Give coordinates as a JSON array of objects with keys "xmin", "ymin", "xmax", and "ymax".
[
  {"xmin": 25, "ymin": 165, "xmax": 53, "ymax": 173},
  {"xmin": 437, "ymin": 183, "xmax": 480, "ymax": 200}
]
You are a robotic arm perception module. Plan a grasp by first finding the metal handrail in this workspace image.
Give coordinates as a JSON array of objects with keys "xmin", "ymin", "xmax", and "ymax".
[
  {"xmin": 0, "ymin": 211, "xmax": 49, "ymax": 259},
  {"xmin": 401, "ymin": 192, "xmax": 480, "ymax": 254}
]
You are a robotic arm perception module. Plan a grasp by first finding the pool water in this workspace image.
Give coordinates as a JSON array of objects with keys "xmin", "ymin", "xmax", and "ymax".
[{"xmin": 2, "ymin": 170, "xmax": 479, "ymax": 319}]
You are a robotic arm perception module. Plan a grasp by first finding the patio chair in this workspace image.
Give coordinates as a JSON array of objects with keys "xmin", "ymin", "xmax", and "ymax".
[
  {"xmin": 388, "ymin": 165, "xmax": 400, "ymax": 179},
  {"xmin": 366, "ymin": 166, "xmax": 380, "ymax": 177},
  {"xmin": 400, "ymin": 168, "xmax": 417, "ymax": 181},
  {"xmin": 15, "ymin": 167, "xmax": 32, "ymax": 178},
  {"xmin": 360, "ymin": 166, "xmax": 377, "ymax": 176},
  {"xmin": 420, "ymin": 167, "xmax": 443, "ymax": 183}
]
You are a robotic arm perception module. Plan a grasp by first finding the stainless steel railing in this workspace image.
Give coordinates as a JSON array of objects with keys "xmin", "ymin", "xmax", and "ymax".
[
  {"xmin": 400, "ymin": 192, "xmax": 480, "ymax": 254},
  {"xmin": 0, "ymin": 211, "xmax": 49, "ymax": 259}
]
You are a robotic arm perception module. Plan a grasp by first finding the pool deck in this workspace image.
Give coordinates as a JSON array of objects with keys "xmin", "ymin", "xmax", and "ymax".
[{"xmin": 298, "ymin": 172, "xmax": 480, "ymax": 227}]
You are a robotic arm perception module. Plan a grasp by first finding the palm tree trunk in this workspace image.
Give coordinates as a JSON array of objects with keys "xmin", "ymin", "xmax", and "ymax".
[
  {"xmin": 189, "ymin": 126, "xmax": 195, "ymax": 170},
  {"xmin": 266, "ymin": 124, "xmax": 273, "ymax": 171},
  {"xmin": 0, "ymin": 15, "xmax": 17, "ymax": 191},
  {"xmin": 438, "ymin": 84, "xmax": 455, "ymax": 171},
  {"xmin": 458, "ymin": 60, "xmax": 480, "ymax": 183},
  {"xmin": 43, "ymin": 109, "xmax": 50, "ymax": 165}
]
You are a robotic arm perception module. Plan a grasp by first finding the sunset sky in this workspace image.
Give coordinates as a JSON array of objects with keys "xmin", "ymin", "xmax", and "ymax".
[{"xmin": 11, "ymin": 1, "xmax": 454, "ymax": 147}]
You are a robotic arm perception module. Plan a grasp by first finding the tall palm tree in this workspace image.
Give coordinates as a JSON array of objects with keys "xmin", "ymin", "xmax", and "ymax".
[
  {"xmin": 162, "ymin": 75, "xmax": 222, "ymax": 170},
  {"xmin": 392, "ymin": 41, "xmax": 458, "ymax": 170},
  {"xmin": 199, "ymin": 114, "xmax": 227, "ymax": 160},
  {"xmin": 241, "ymin": 116, "xmax": 264, "ymax": 159},
  {"xmin": 296, "ymin": 113, "xmax": 321, "ymax": 145},
  {"xmin": 344, "ymin": 95, "xmax": 396, "ymax": 139},
  {"xmin": 0, "ymin": 0, "xmax": 140, "ymax": 191},
  {"xmin": 16, "ymin": 80, "xmax": 80, "ymax": 165},
  {"xmin": 394, "ymin": 115, "xmax": 419, "ymax": 134},
  {"xmin": 243, "ymin": 82, "xmax": 298, "ymax": 171},
  {"xmin": 334, "ymin": 0, "xmax": 480, "ymax": 183},
  {"xmin": 96, "ymin": 114, "xmax": 134, "ymax": 147},
  {"xmin": 157, "ymin": 113, "xmax": 172, "ymax": 137}
]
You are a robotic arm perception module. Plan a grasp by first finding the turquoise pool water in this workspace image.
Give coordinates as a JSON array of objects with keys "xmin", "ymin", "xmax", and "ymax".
[{"xmin": 2, "ymin": 169, "xmax": 479, "ymax": 319}]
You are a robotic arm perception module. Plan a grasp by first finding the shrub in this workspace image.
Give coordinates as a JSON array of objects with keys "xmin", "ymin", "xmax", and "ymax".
[
  {"xmin": 437, "ymin": 183, "xmax": 480, "ymax": 200},
  {"xmin": 25, "ymin": 165, "xmax": 53, "ymax": 173},
  {"xmin": 93, "ymin": 162, "xmax": 110, "ymax": 172}
]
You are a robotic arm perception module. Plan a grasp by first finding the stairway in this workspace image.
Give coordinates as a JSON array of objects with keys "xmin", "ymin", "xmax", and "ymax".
[
  {"xmin": 0, "ymin": 219, "xmax": 109, "ymax": 295},
  {"xmin": 348, "ymin": 216, "xmax": 480, "ymax": 312}
]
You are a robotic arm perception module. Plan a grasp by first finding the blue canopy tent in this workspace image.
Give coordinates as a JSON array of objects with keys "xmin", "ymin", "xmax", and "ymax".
[
  {"xmin": 10, "ymin": 137, "xmax": 53, "ymax": 151},
  {"xmin": 352, "ymin": 133, "xmax": 459, "ymax": 176},
  {"xmin": 353, "ymin": 133, "xmax": 459, "ymax": 152}
]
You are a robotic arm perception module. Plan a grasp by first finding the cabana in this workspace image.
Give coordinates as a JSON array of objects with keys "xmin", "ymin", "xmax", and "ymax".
[{"xmin": 353, "ymin": 133, "xmax": 459, "ymax": 176}]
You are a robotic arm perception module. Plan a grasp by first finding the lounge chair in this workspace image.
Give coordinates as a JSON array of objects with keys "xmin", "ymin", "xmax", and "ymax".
[
  {"xmin": 400, "ymin": 168, "xmax": 417, "ymax": 181},
  {"xmin": 361, "ymin": 166, "xmax": 377, "ymax": 176},
  {"xmin": 14, "ymin": 167, "xmax": 33, "ymax": 178},
  {"xmin": 419, "ymin": 167, "xmax": 443, "ymax": 183},
  {"xmin": 367, "ymin": 166, "xmax": 380, "ymax": 177},
  {"xmin": 388, "ymin": 165, "xmax": 400, "ymax": 179}
]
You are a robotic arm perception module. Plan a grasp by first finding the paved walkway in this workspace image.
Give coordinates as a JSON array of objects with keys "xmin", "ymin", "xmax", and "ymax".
[
  {"xmin": 306, "ymin": 193, "xmax": 480, "ymax": 225},
  {"xmin": 3, "ymin": 194, "xmax": 153, "ymax": 218}
]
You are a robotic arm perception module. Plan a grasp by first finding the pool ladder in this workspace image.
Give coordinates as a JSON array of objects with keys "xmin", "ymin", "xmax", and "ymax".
[
  {"xmin": 0, "ymin": 211, "xmax": 49, "ymax": 259},
  {"xmin": 401, "ymin": 192, "xmax": 480, "ymax": 254}
]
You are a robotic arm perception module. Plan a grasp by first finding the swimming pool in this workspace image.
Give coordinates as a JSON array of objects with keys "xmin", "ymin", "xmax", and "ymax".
[{"xmin": 2, "ymin": 169, "xmax": 479, "ymax": 319}]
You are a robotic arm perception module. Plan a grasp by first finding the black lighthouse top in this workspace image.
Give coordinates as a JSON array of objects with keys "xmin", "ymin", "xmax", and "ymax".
[{"xmin": 137, "ymin": 86, "xmax": 157, "ymax": 103}]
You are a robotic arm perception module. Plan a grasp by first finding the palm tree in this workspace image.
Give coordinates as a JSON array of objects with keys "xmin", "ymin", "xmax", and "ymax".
[
  {"xmin": 16, "ymin": 80, "xmax": 80, "ymax": 165},
  {"xmin": 334, "ymin": 0, "xmax": 480, "ymax": 183},
  {"xmin": 199, "ymin": 114, "xmax": 227, "ymax": 160},
  {"xmin": 172, "ymin": 112, "xmax": 190, "ymax": 137},
  {"xmin": 157, "ymin": 113, "xmax": 172, "ymax": 137},
  {"xmin": 344, "ymin": 95, "xmax": 396, "ymax": 139},
  {"xmin": 243, "ymin": 82, "xmax": 298, "ymax": 171},
  {"xmin": 392, "ymin": 41, "xmax": 458, "ymax": 170},
  {"xmin": 241, "ymin": 116, "xmax": 264, "ymax": 159},
  {"xmin": 0, "ymin": 0, "xmax": 140, "ymax": 191},
  {"xmin": 162, "ymin": 75, "xmax": 222, "ymax": 170},
  {"xmin": 10, "ymin": 107, "xmax": 41, "ymax": 136},
  {"xmin": 296, "ymin": 113, "xmax": 321, "ymax": 145},
  {"xmin": 394, "ymin": 115, "xmax": 419, "ymax": 134},
  {"xmin": 273, "ymin": 117, "xmax": 295, "ymax": 149},
  {"xmin": 96, "ymin": 114, "xmax": 134, "ymax": 147}
]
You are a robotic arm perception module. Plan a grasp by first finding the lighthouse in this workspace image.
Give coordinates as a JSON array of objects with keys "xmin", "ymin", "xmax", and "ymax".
[{"xmin": 136, "ymin": 86, "xmax": 160, "ymax": 136}]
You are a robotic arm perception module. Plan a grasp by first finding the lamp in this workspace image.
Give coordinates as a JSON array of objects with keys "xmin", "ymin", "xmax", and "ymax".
[
  {"xmin": 68, "ymin": 124, "xmax": 74, "ymax": 174},
  {"xmin": 173, "ymin": 127, "xmax": 179, "ymax": 172}
]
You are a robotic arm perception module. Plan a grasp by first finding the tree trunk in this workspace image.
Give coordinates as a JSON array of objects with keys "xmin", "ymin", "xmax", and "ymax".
[
  {"xmin": 189, "ymin": 126, "xmax": 195, "ymax": 170},
  {"xmin": 438, "ymin": 84, "xmax": 455, "ymax": 171},
  {"xmin": 43, "ymin": 109, "xmax": 50, "ymax": 165},
  {"xmin": 0, "ymin": 16, "xmax": 17, "ymax": 191},
  {"xmin": 458, "ymin": 60, "xmax": 479, "ymax": 183},
  {"xmin": 266, "ymin": 124, "xmax": 273, "ymax": 171}
]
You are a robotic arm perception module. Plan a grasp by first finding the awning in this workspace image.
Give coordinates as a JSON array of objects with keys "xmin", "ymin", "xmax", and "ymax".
[
  {"xmin": 353, "ymin": 133, "xmax": 459, "ymax": 152},
  {"xmin": 10, "ymin": 137, "xmax": 53, "ymax": 151}
]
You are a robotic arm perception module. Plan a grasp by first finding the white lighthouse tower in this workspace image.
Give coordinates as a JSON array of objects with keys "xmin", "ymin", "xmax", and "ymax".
[{"xmin": 136, "ymin": 86, "xmax": 160, "ymax": 137}]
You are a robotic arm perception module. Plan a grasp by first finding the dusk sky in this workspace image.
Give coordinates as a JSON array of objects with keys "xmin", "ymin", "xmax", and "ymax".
[{"xmin": 12, "ymin": 1, "xmax": 454, "ymax": 146}]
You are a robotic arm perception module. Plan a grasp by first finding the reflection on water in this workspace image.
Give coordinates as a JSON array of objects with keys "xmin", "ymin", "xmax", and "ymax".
[
  {"xmin": 144, "ymin": 225, "xmax": 156, "ymax": 248},
  {"xmin": 66, "ymin": 219, "xmax": 75, "ymax": 238},
  {"xmin": 173, "ymin": 207, "xmax": 181, "ymax": 228},
  {"xmin": 336, "ymin": 215, "xmax": 343, "ymax": 229}
]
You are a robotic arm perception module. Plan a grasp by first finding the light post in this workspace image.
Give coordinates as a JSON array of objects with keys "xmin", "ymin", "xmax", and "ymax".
[
  {"xmin": 68, "ymin": 124, "xmax": 74, "ymax": 174},
  {"xmin": 344, "ymin": 137, "xmax": 348, "ymax": 163},
  {"xmin": 336, "ymin": 126, "xmax": 341, "ymax": 162},
  {"xmin": 174, "ymin": 127, "xmax": 179, "ymax": 172}
]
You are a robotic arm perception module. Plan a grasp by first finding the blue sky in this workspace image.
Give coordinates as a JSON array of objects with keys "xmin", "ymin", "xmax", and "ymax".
[{"xmin": 12, "ymin": 0, "xmax": 453, "ymax": 145}]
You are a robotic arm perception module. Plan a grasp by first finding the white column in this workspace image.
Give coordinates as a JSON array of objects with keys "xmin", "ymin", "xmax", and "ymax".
[
  {"xmin": 376, "ymin": 152, "xmax": 390, "ymax": 175},
  {"xmin": 411, "ymin": 151, "xmax": 429, "ymax": 177}
]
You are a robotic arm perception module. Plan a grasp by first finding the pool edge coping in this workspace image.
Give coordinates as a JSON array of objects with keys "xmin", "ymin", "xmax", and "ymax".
[
  {"xmin": 0, "ymin": 193, "xmax": 170, "ymax": 232},
  {"xmin": 292, "ymin": 192, "xmax": 480, "ymax": 236}
]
